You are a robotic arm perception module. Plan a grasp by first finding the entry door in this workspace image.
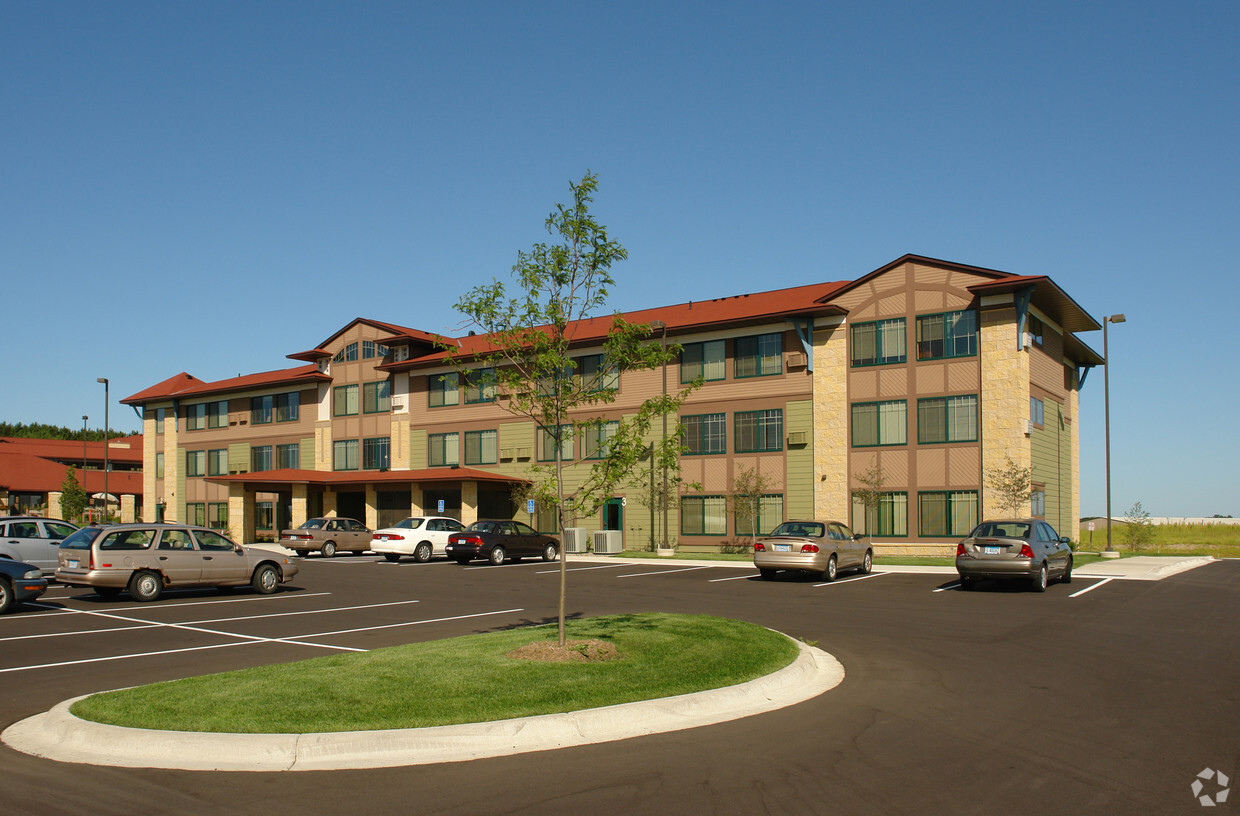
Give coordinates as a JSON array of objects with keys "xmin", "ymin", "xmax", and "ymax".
[{"xmin": 603, "ymin": 498, "xmax": 624, "ymax": 531}]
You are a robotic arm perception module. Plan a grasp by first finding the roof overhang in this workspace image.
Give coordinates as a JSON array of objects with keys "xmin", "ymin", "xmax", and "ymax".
[
  {"xmin": 968, "ymin": 276, "xmax": 1102, "ymax": 334},
  {"xmin": 206, "ymin": 467, "xmax": 528, "ymax": 491}
]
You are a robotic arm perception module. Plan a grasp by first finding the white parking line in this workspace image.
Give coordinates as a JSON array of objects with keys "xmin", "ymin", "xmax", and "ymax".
[
  {"xmin": 535, "ymin": 563, "xmax": 629, "ymax": 575},
  {"xmin": 0, "ymin": 592, "xmax": 333, "ymax": 623},
  {"xmin": 933, "ymin": 583, "xmax": 961, "ymax": 593},
  {"xmin": 708, "ymin": 573, "xmax": 758, "ymax": 582},
  {"xmin": 616, "ymin": 566, "xmax": 712, "ymax": 579},
  {"xmin": 1069, "ymin": 577, "xmax": 1114, "ymax": 598},
  {"xmin": 813, "ymin": 572, "xmax": 890, "ymax": 588},
  {"xmin": 289, "ymin": 608, "xmax": 524, "ymax": 640}
]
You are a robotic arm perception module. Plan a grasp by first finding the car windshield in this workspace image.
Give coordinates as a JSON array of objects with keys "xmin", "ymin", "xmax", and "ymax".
[
  {"xmin": 466, "ymin": 521, "xmax": 502, "ymax": 534},
  {"xmin": 970, "ymin": 522, "xmax": 1032, "ymax": 539},
  {"xmin": 394, "ymin": 518, "xmax": 424, "ymax": 529},
  {"xmin": 299, "ymin": 519, "xmax": 326, "ymax": 529},
  {"xmin": 770, "ymin": 522, "xmax": 825, "ymax": 538},
  {"xmin": 60, "ymin": 527, "xmax": 103, "ymax": 550}
]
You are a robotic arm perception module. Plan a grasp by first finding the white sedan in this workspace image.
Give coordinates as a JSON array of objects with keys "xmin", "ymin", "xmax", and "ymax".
[{"xmin": 371, "ymin": 517, "xmax": 466, "ymax": 563}]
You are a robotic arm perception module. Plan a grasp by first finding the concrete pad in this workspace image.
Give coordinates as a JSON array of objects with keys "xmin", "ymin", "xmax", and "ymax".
[
  {"xmin": 1074, "ymin": 555, "xmax": 1214, "ymax": 581},
  {"xmin": 1, "ymin": 637, "xmax": 843, "ymax": 772}
]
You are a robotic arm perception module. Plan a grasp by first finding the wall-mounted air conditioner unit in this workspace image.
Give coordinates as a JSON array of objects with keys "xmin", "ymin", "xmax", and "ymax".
[
  {"xmin": 563, "ymin": 527, "xmax": 589, "ymax": 553},
  {"xmin": 787, "ymin": 352, "xmax": 808, "ymax": 367},
  {"xmin": 592, "ymin": 530, "xmax": 624, "ymax": 554},
  {"xmin": 787, "ymin": 431, "xmax": 808, "ymax": 446}
]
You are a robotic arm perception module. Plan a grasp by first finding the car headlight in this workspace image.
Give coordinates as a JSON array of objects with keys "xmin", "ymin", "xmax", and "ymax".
[{"xmin": 23, "ymin": 569, "xmax": 43, "ymax": 580}]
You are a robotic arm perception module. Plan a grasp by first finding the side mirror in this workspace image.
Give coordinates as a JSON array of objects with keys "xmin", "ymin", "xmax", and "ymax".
[{"xmin": 235, "ymin": 544, "xmax": 245, "ymax": 554}]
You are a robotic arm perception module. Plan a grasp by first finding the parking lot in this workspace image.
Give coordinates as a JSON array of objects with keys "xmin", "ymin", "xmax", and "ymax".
[{"xmin": 2, "ymin": 553, "xmax": 1237, "ymax": 815}]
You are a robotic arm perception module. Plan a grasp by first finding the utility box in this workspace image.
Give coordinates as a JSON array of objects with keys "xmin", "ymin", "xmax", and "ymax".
[
  {"xmin": 563, "ymin": 527, "xmax": 589, "ymax": 554},
  {"xmin": 592, "ymin": 530, "xmax": 624, "ymax": 554}
]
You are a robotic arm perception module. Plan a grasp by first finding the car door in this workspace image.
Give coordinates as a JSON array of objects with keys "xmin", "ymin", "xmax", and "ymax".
[
  {"xmin": 512, "ymin": 521, "xmax": 540, "ymax": 556},
  {"xmin": 193, "ymin": 528, "xmax": 250, "ymax": 583},
  {"xmin": 154, "ymin": 528, "xmax": 203, "ymax": 586},
  {"xmin": 1040, "ymin": 522, "xmax": 1069, "ymax": 576},
  {"xmin": 3, "ymin": 520, "xmax": 56, "ymax": 570},
  {"xmin": 427, "ymin": 518, "xmax": 464, "ymax": 556},
  {"xmin": 835, "ymin": 522, "xmax": 861, "ymax": 567}
]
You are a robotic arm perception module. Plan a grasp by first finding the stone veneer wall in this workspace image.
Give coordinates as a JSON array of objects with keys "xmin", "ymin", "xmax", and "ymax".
[
  {"xmin": 812, "ymin": 319, "xmax": 849, "ymax": 522},
  {"xmin": 979, "ymin": 304, "xmax": 1031, "ymax": 517}
]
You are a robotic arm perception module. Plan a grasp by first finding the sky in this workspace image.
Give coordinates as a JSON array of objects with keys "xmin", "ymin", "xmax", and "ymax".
[{"xmin": 2, "ymin": 1, "xmax": 1236, "ymax": 517}]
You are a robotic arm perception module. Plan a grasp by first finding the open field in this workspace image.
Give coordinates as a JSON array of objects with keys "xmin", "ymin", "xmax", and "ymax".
[{"xmin": 1080, "ymin": 522, "xmax": 1240, "ymax": 558}]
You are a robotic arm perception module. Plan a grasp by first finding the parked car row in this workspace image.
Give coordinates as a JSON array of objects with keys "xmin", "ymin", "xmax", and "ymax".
[{"xmin": 280, "ymin": 516, "xmax": 561, "ymax": 566}]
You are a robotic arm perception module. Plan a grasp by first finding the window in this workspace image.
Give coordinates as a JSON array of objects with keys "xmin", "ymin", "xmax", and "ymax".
[
  {"xmin": 682, "ymin": 413, "xmax": 726, "ymax": 455},
  {"xmin": 332, "ymin": 349, "xmax": 344, "ymax": 363},
  {"xmin": 680, "ymin": 340, "xmax": 726, "ymax": 383},
  {"xmin": 852, "ymin": 492, "xmax": 909, "ymax": 537},
  {"xmin": 583, "ymin": 420, "xmax": 619, "ymax": 459},
  {"xmin": 537, "ymin": 425, "xmax": 573, "ymax": 462},
  {"xmin": 579, "ymin": 354, "xmax": 619, "ymax": 391},
  {"xmin": 681, "ymin": 496, "xmax": 727, "ymax": 536},
  {"xmin": 917, "ymin": 395, "xmax": 979, "ymax": 444},
  {"xmin": 362, "ymin": 340, "xmax": 375, "ymax": 359},
  {"xmin": 1030, "ymin": 397, "xmax": 1045, "ymax": 427},
  {"xmin": 464, "ymin": 368, "xmax": 496, "ymax": 403},
  {"xmin": 851, "ymin": 401, "xmax": 907, "ymax": 447},
  {"xmin": 155, "ymin": 452, "xmax": 164, "ymax": 479},
  {"xmin": 1031, "ymin": 488, "xmax": 1046, "ymax": 517},
  {"xmin": 735, "ymin": 494, "xmax": 784, "ymax": 538},
  {"xmin": 735, "ymin": 409, "xmax": 783, "ymax": 452},
  {"xmin": 333, "ymin": 385, "xmax": 359, "ymax": 416},
  {"xmin": 156, "ymin": 407, "xmax": 165, "ymax": 434},
  {"xmin": 363, "ymin": 381, "xmax": 391, "ymax": 413},
  {"xmin": 207, "ymin": 449, "xmax": 228, "ymax": 476},
  {"xmin": 918, "ymin": 491, "xmax": 979, "ymax": 537},
  {"xmin": 277, "ymin": 443, "xmax": 300, "ymax": 470},
  {"xmin": 186, "ymin": 450, "xmax": 206, "ymax": 477},
  {"xmin": 851, "ymin": 318, "xmax": 907, "ymax": 367},
  {"xmin": 251, "ymin": 445, "xmax": 273, "ymax": 472},
  {"xmin": 208, "ymin": 502, "xmax": 228, "ymax": 530},
  {"xmin": 187, "ymin": 403, "xmax": 207, "ymax": 431},
  {"xmin": 916, "ymin": 310, "xmax": 978, "ymax": 360},
  {"xmin": 275, "ymin": 392, "xmax": 299, "ymax": 423},
  {"xmin": 208, "ymin": 400, "xmax": 229, "ymax": 428},
  {"xmin": 1026, "ymin": 314, "xmax": 1044, "ymax": 348},
  {"xmin": 429, "ymin": 373, "xmax": 460, "ymax": 407},
  {"xmin": 428, "ymin": 433, "xmax": 459, "ymax": 467},
  {"xmin": 187, "ymin": 502, "xmax": 206, "ymax": 527},
  {"xmin": 363, "ymin": 437, "xmax": 391, "ymax": 470},
  {"xmin": 255, "ymin": 502, "xmax": 274, "ymax": 531},
  {"xmin": 251, "ymin": 395, "xmax": 273, "ymax": 425},
  {"xmin": 345, "ymin": 342, "xmax": 359, "ymax": 362},
  {"xmin": 464, "ymin": 430, "xmax": 498, "ymax": 465},
  {"xmin": 333, "ymin": 439, "xmax": 359, "ymax": 471},
  {"xmin": 734, "ymin": 333, "xmax": 782, "ymax": 378}
]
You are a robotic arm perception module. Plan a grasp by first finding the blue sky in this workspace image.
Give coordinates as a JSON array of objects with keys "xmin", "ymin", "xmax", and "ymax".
[{"xmin": 2, "ymin": 1, "xmax": 1236, "ymax": 516}]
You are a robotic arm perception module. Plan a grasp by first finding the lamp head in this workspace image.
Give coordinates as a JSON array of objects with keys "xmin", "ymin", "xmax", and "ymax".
[
  {"xmin": 97, "ymin": 377, "xmax": 108, "ymax": 385},
  {"xmin": 1108, "ymin": 314, "xmax": 1126, "ymax": 324}
]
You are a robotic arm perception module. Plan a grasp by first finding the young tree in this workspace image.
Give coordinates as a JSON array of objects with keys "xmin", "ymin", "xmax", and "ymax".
[
  {"xmin": 1121, "ymin": 501, "xmax": 1155, "ymax": 551},
  {"xmin": 449, "ymin": 172, "xmax": 695, "ymax": 646},
  {"xmin": 730, "ymin": 465, "xmax": 772, "ymax": 550},
  {"xmin": 986, "ymin": 456, "xmax": 1033, "ymax": 517},
  {"xmin": 627, "ymin": 444, "xmax": 698, "ymax": 552},
  {"xmin": 850, "ymin": 463, "xmax": 886, "ymax": 535},
  {"xmin": 60, "ymin": 467, "xmax": 88, "ymax": 523}
]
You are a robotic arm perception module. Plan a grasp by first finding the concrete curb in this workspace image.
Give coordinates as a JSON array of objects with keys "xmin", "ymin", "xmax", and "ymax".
[{"xmin": 2, "ymin": 638, "xmax": 843, "ymax": 772}]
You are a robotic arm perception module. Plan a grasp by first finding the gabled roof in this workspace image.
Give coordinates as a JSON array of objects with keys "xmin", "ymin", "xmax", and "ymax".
[
  {"xmin": 0, "ymin": 436, "xmax": 144, "ymax": 465},
  {"xmin": 123, "ymin": 366, "xmax": 327, "ymax": 405},
  {"xmin": 287, "ymin": 318, "xmax": 444, "ymax": 362},
  {"xmin": 967, "ymin": 275, "xmax": 1102, "ymax": 334},
  {"xmin": 0, "ymin": 448, "xmax": 143, "ymax": 494},
  {"xmin": 121, "ymin": 372, "xmax": 202, "ymax": 404},
  {"xmin": 815, "ymin": 253, "xmax": 1012, "ymax": 305}
]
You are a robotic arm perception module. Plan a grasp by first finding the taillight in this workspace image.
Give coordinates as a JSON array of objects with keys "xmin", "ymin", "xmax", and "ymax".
[
  {"xmin": 754, "ymin": 542, "xmax": 765, "ymax": 551},
  {"xmin": 451, "ymin": 535, "xmax": 484, "ymax": 546},
  {"xmin": 956, "ymin": 542, "xmax": 967, "ymax": 556},
  {"xmin": 1019, "ymin": 544, "xmax": 1035, "ymax": 559},
  {"xmin": 376, "ymin": 533, "xmax": 404, "ymax": 541},
  {"xmin": 800, "ymin": 544, "xmax": 819, "ymax": 553}
]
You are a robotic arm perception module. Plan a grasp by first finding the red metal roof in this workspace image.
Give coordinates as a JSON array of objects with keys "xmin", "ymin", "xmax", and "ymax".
[
  {"xmin": 123, "ymin": 365, "xmax": 327, "ymax": 405},
  {"xmin": 205, "ymin": 467, "xmax": 526, "ymax": 488},
  {"xmin": 0, "ymin": 436, "xmax": 144, "ymax": 465},
  {"xmin": 0, "ymin": 448, "xmax": 143, "ymax": 495}
]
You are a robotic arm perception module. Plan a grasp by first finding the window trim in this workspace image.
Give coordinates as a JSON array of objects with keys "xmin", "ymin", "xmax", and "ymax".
[
  {"xmin": 463, "ymin": 429, "xmax": 498, "ymax": 466},
  {"xmin": 333, "ymin": 384, "xmax": 360, "ymax": 417},
  {"xmin": 680, "ymin": 495, "xmax": 728, "ymax": 536},
  {"xmin": 917, "ymin": 490, "xmax": 980, "ymax": 537},
  {"xmin": 733, "ymin": 333, "xmax": 783, "ymax": 379},
  {"xmin": 916, "ymin": 394, "xmax": 979, "ymax": 445},
  {"xmin": 681, "ymin": 413, "xmax": 727, "ymax": 455},
  {"xmin": 851, "ymin": 400, "xmax": 908, "ymax": 448},
  {"xmin": 915, "ymin": 310, "xmax": 978, "ymax": 361},
  {"xmin": 734, "ymin": 409, "xmax": 784, "ymax": 453},
  {"xmin": 680, "ymin": 339, "xmax": 727, "ymax": 384},
  {"xmin": 850, "ymin": 318, "xmax": 907, "ymax": 367}
]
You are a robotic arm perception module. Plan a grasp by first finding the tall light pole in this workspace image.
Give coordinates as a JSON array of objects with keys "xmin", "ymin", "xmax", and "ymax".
[
  {"xmin": 1102, "ymin": 315, "xmax": 1125, "ymax": 557},
  {"xmin": 81, "ymin": 415, "xmax": 88, "ymax": 472},
  {"xmin": 649, "ymin": 320, "xmax": 670, "ymax": 553},
  {"xmin": 97, "ymin": 378, "xmax": 109, "ymax": 523}
]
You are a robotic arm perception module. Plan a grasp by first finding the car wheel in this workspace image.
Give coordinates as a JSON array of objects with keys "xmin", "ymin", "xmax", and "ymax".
[
  {"xmin": 252, "ymin": 563, "xmax": 280, "ymax": 594},
  {"xmin": 454, "ymin": 557, "xmax": 470, "ymax": 566},
  {"xmin": 0, "ymin": 578, "xmax": 12, "ymax": 614},
  {"xmin": 488, "ymin": 546, "xmax": 506, "ymax": 566},
  {"xmin": 759, "ymin": 568, "xmax": 776, "ymax": 580},
  {"xmin": 822, "ymin": 554, "xmax": 838, "ymax": 582},
  {"xmin": 1032, "ymin": 563, "xmax": 1049, "ymax": 593},
  {"xmin": 414, "ymin": 543, "xmax": 433, "ymax": 563},
  {"xmin": 1061, "ymin": 556, "xmax": 1073, "ymax": 584},
  {"xmin": 94, "ymin": 586, "xmax": 122, "ymax": 599},
  {"xmin": 129, "ymin": 570, "xmax": 163, "ymax": 602},
  {"xmin": 542, "ymin": 543, "xmax": 558, "ymax": 562},
  {"xmin": 861, "ymin": 550, "xmax": 873, "ymax": 574},
  {"xmin": 295, "ymin": 549, "xmax": 309, "ymax": 558},
  {"xmin": 321, "ymin": 541, "xmax": 337, "ymax": 558}
]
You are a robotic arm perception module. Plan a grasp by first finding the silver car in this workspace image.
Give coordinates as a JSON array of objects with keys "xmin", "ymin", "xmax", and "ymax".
[
  {"xmin": 371, "ymin": 516, "xmax": 466, "ymax": 562},
  {"xmin": 0, "ymin": 517, "xmax": 79, "ymax": 572},
  {"xmin": 753, "ymin": 520, "xmax": 872, "ymax": 581},
  {"xmin": 278, "ymin": 517, "xmax": 372, "ymax": 557},
  {"xmin": 955, "ymin": 519, "xmax": 1072, "ymax": 592},
  {"xmin": 55, "ymin": 523, "xmax": 298, "ymax": 601}
]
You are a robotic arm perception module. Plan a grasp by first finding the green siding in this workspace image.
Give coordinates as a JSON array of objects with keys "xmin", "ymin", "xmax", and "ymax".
[
  {"xmin": 1030, "ymin": 400, "xmax": 1072, "ymax": 535},
  {"xmin": 228, "ymin": 442, "xmax": 251, "ymax": 473},
  {"xmin": 785, "ymin": 399, "xmax": 814, "ymax": 520},
  {"xmin": 299, "ymin": 437, "xmax": 315, "ymax": 470},
  {"xmin": 409, "ymin": 429, "xmax": 427, "ymax": 470}
]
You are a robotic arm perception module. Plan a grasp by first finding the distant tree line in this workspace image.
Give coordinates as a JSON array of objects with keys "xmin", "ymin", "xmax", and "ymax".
[{"xmin": 0, "ymin": 421, "xmax": 134, "ymax": 441}]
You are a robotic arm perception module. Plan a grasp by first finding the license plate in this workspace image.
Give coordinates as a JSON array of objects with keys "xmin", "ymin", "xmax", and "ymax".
[
  {"xmin": 376, "ymin": 536, "xmax": 388, "ymax": 542},
  {"xmin": 68, "ymin": 559, "xmax": 79, "ymax": 568},
  {"xmin": 775, "ymin": 544, "xmax": 791, "ymax": 552},
  {"xmin": 983, "ymin": 547, "xmax": 1000, "ymax": 555}
]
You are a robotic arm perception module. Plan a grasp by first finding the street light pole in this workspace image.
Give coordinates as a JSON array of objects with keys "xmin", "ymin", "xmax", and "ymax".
[
  {"xmin": 648, "ymin": 320, "xmax": 670, "ymax": 553},
  {"xmin": 81, "ymin": 415, "xmax": 88, "ymax": 472},
  {"xmin": 97, "ymin": 378, "xmax": 109, "ymax": 523},
  {"xmin": 1102, "ymin": 315, "xmax": 1125, "ymax": 557}
]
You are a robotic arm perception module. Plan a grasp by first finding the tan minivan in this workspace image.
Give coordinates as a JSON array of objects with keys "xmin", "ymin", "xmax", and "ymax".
[{"xmin": 55, "ymin": 523, "xmax": 298, "ymax": 602}]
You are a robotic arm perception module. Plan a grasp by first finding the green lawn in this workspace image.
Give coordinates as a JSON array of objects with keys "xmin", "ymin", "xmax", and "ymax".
[
  {"xmin": 1080, "ymin": 522, "xmax": 1240, "ymax": 558},
  {"xmin": 69, "ymin": 614, "xmax": 799, "ymax": 734}
]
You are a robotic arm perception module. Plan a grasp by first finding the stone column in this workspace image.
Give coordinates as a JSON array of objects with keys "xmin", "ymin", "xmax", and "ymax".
[
  {"xmin": 227, "ymin": 483, "xmax": 256, "ymax": 544},
  {"xmin": 979, "ymin": 304, "xmax": 1032, "ymax": 517},
  {"xmin": 48, "ymin": 491, "xmax": 64, "ymax": 520},
  {"xmin": 410, "ymin": 484, "xmax": 424, "ymax": 516},
  {"xmin": 291, "ymin": 484, "xmax": 309, "ymax": 528},
  {"xmin": 461, "ymin": 481, "xmax": 478, "ymax": 525},
  {"xmin": 364, "ymin": 485, "xmax": 378, "ymax": 529},
  {"xmin": 120, "ymin": 494, "xmax": 136, "ymax": 523},
  {"xmin": 813, "ymin": 318, "xmax": 850, "ymax": 521},
  {"xmin": 323, "ymin": 489, "xmax": 338, "ymax": 518}
]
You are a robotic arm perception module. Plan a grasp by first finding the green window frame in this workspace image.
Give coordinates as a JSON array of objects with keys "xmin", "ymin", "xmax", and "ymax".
[
  {"xmin": 186, "ymin": 403, "xmax": 207, "ymax": 431},
  {"xmin": 155, "ymin": 452, "xmax": 164, "ymax": 479},
  {"xmin": 362, "ymin": 340, "xmax": 375, "ymax": 359},
  {"xmin": 332, "ymin": 439, "xmax": 359, "ymax": 471},
  {"xmin": 682, "ymin": 413, "xmax": 726, "ymax": 455},
  {"xmin": 916, "ymin": 310, "xmax": 978, "ymax": 360},
  {"xmin": 583, "ymin": 420, "xmax": 619, "ymax": 460},
  {"xmin": 851, "ymin": 401, "xmax": 907, "ymax": 447},
  {"xmin": 735, "ymin": 409, "xmax": 783, "ymax": 453},
  {"xmin": 680, "ymin": 340, "xmax": 726, "ymax": 383},
  {"xmin": 345, "ymin": 342, "xmax": 359, "ymax": 362},
  {"xmin": 255, "ymin": 501, "xmax": 274, "ymax": 531},
  {"xmin": 851, "ymin": 491, "xmax": 909, "ymax": 537},
  {"xmin": 207, "ymin": 449, "xmax": 228, "ymax": 476},
  {"xmin": 735, "ymin": 494, "xmax": 784, "ymax": 538},
  {"xmin": 186, "ymin": 450, "xmax": 205, "ymax": 477},
  {"xmin": 429, "ymin": 372, "xmax": 460, "ymax": 407},
  {"xmin": 276, "ymin": 443, "xmax": 300, "ymax": 470},
  {"xmin": 918, "ymin": 491, "xmax": 979, "ymax": 537},
  {"xmin": 208, "ymin": 400, "xmax": 229, "ymax": 428},
  {"xmin": 464, "ymin": 430, "xmax": 498, "ymax": 465},
  {"xmin": 251, "ymin": 445, "xmax": 273, "ymax": 472},
  {"xmin": 187, "ymin": 502, "xmax": 206, "ymax": 527},
  {"xmin": 681, "ymin": 495, "xmax": 727, "ymax": 536},
  {"xmin": 1031, "ymin": 488, "xmax": 1046, "ymax": 517},
  {"xmin": 363, "ymin": 381, "xmax": 391, "ymax": 414},
  {"xmin": 734, "ymin": 333, "xmax": 782, "ymax": 378},
  {"xmin": 333, "ymin": 385, "xmax": 359, "ymax": 416},
  {"xmin": 537, "ymin": 425, "xmax": 574, "ymax": 462},
  {"xmin": 579, "ymin": 354, "xmax": 619, "ymax": 392},
  {"xmin": 850, "ymin": 318, "xmax": 907, "ymax": 367},
  {"xmin": 156, "ymin": 407, "xmax": 166, "ymax": 434},
  {"xmin": 464, "ymin": 368, "xmax": 496, "ymax": 404},
  {"xmin": 363, "ymin": 437, "xmax": 391, "ymax": 470},
  {"xmin": 1030, "ymin": 396, "xmax": 1044, "ymax": 427},
  {"xmin": 274, "ymin": 393, "xmax": 298, "ymax": 423},
  {"xmin": 917, "ymin": 395, "xmax": 978, "ymax": 444},
  {"xmin": 428, "ymin": 432, "xmax": 459, "ymax": 467},
  {"xmin": 251, "ymin": 395, "xmax": 273, "ymax": 425},
  {"xmin": 208, "ymin": 502, "xmax": 228, "ymax": 530}
]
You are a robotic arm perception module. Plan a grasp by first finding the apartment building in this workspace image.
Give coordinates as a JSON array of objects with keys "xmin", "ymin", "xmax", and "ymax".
[{"xmin": 122, "ymin": 254, "xmax": 1102, "ymax": 554}]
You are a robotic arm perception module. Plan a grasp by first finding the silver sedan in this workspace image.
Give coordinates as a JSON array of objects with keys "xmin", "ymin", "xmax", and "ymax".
[
  {"xmin": 753, "ymin": 520, "xmax": 872, "ymax": 582},
  {"xmin": 955, "ymin": 519, "xmax": 1072, "ymax": 592}
]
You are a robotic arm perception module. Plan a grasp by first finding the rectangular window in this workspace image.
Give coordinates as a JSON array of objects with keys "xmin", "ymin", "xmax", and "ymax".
[
  {"xmin": 363, "ymin": 437, "xmax": 391, "ymax": 470},
  {"xmin": 332, "ymin": 439, "xmax": 359, "ymax": 471},
  {"xmin": 852, "ymin": 492, "xmax": 909, "ymax": 537},
  {"xmin": 579, "ymin": 354, "xmax": 619, "ymax": 391},
  {"xmin": 207, "ymin": 449, "xmax": 228, "ymax": 476},
  {"xmin": 186, "ymin": 403, "xmax": 207, "ymax": 431},
  {"xmin": 255, "ymin": 501, "xmax": 274, "ymax": 531},
  {"xmin": 276, "ymin": 443, "xmax": 300, "ymax": 470},
  {"xmin": 735, "ymin": 494, "xmax": 784, "ymax": 538},
  {"xmin": 680, "ymin": 340, "xmax": 726, "ymax": 383},
  {"xmin": 917, "ymin": 395, "xmax": 979, "ymax": 444},
  {"xmin": 429, "ymin": 372, "xmax": 460, "ymax": 407},
  {"xmin": 155, "ymin": 452, "xmax": 164, "ymax": 479},
  {"xmin": 251, "ymin": 395, "xmax": 273, "ymax": 425},
  {"xmin": 333, "ymin": 385, "xmax": 359, "ymax": 416},
  {"xmin": 682, "ymin": 413, "xmax": 726, "ymax": 455},
  {"xmin": 363, "ymin": 381, "xmax": 391, "ymax": 413},
  {"xmin": 1031, "ymin": 488, "xmax": 1046, "ymax": 517},
  {"xmin": 734, "ymin": 333, "xmax": 783, "ymax": 378},
  {"xmin": 187, "ymin": 502, "xmax": 206, "ymax": 527},
  {"xmin": 208, "ymin": 400, "xmax": 229, "ymax": 428},
  {"xmin": 345, "ymin": 342, "xmax": 358, "ymax": 362},
  {"xmin": 735, "ymin": 409, "xmax": 783, "ymax": 453},
  {"xmin": 428, "ymin": 433, "xmax": 459, "ymax": 467},
  {"xmin": 362, "ymin": 340, "xmax": 375, "ymax": 359},
  {"xmin": 851, "ymin": 318, "xmax": 907, "ymax": 367},
  {"xmin": 464, "ymin": 368, "xmax": 496, "ymax": 404},
  {"xmin": 208, "ymin": 502, "xmax": 228, "ymax": 530},
  {"xmin": 186, "ymin": 450, "xmax": 206, "ymax": 477},
  {"xmin": 537, "ymin": 425, "xmax": 574, "ymax": 462},
  {"xmin": 464, "ymin": 430, "xmax": 498, "ymax": 465},
  {"xmin": 251, "ymin": 445, "xmax": 273, "ymax": 473},
  {"xmin": 918, "ymin": 491, "xmax": 979, "ymax": 537},
  {"xmin": 1030, "ymin": 396, "xmax": 1045, "ymax": 427},
  {"xmin": 681, "ymin": 496, "xmax": 727, "ymax": 536},
  {"xmin": 583, "ymin": 420, "xmax": 619, "ymax": 459},
  {"xmin": 1027, "ymin": 315, "xmax": 1044, "ymax": 348},
  {"xmin": 156, "ymin": 407, "xmax": 165, "ymax": 434},
  {"xmin": 851, "ymin": 401, "xmax": 907, "ymax": 447},
  {"xmin": 274, "ymin": 392, "xmax": 299, "ymax": 423},
  {"xmin": 916, "ymin": 310, "xmax": 978, "ymax": 360}
]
